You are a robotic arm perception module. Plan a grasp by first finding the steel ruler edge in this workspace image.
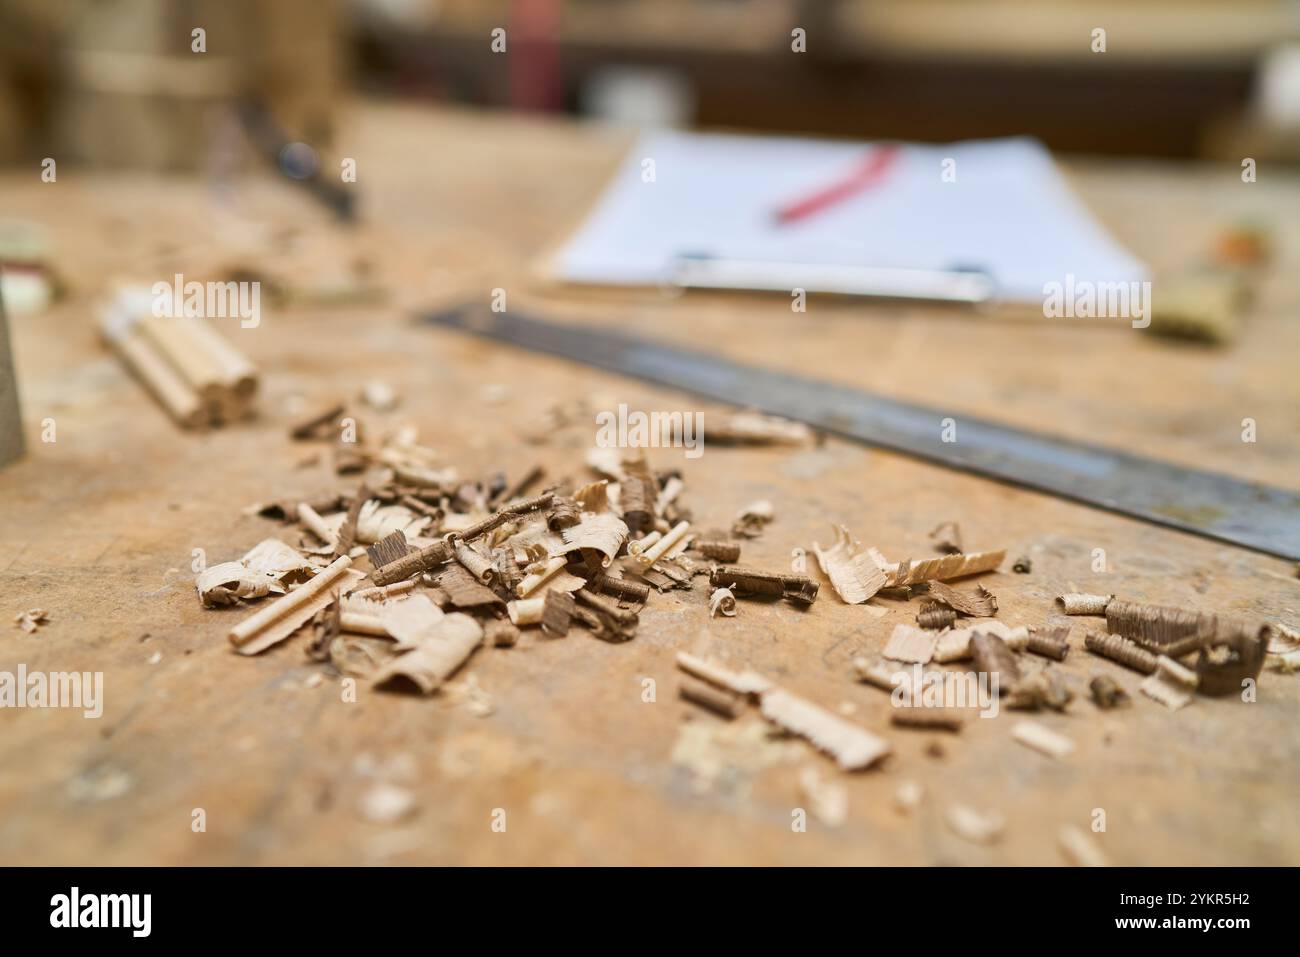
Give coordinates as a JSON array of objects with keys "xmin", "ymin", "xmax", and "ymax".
[{"xmin": 422, "ymin": 305, "xmax": 1300, "ymax": 561}]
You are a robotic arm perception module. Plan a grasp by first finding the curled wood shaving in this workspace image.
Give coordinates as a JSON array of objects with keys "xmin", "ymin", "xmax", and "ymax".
[
  {"xmin": 709, "ymin": 587, "xmax": 737, "ymax": 618},
  {"xmin": 731, "ymin": 499, "xmax": 774, "ymax": 538},
  {"xmin": 573, "ymin": 479, "xmax": 609, "ymax": 513},
  {"xmin": 561, "ymin": 512, "xmax": 629, "ymax": 569},
  {"xmin": 1012, "ymin": 720, "xmax": 1075, "ymax": 759},
  {"xmin": 883, "ymin": 624, "xmax": 938, "ymax": 664},
  {"xmin": 811, "ymin": 525, "xmax": 887, "ymax": 604},
  {"xmin": 1140, "ymin": 654, "xmax": 1198, "ymax": 710},
  {"xmin": 196, "ymin": 538, "xmax": 316, "ymax": 607},
  {"xmin": 1057, "ymin": 593, "xmax": 1112, "ymax": 615},
  {"xmin": 371, "ymin": 613, "xmax": 484, "ymax": 693},
  {"xmin": 379, "ymin": 594, "xmax": 446, "ymax": 650},
  {"xmin": 759, "ymin": 688, "xmax": 891, "ymax": 771},
  {"xmin": 508, "ymin": 597, "xmax": 545, "ymax": 626},
  {"xmin": 14, "ymin": 609, "xmax": 49, "ymax": 633},
  {"xmin": 923, "ymin": 581, "xmax": 998, "ymax": 617},
  {"xmin": 355, "ymin": 500, "xmax": 431, "ymax": 544},
  {"xmin": 970, "ymin": 632, "xmax": 1020, "ymax": 692},
  {"xmin": 932, "ymin": 620, "xmax": 1028, "ymax": 663}
]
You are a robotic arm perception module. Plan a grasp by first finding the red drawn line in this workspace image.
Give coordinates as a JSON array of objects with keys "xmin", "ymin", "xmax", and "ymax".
[{"xmin": 773, "ymin": 144, "xmax": 902, "ymax": 226}]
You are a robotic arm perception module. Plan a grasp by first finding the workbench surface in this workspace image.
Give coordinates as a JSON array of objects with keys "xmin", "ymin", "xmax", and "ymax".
[{"xmin": 1, "ymin": 104, "xmax": 1297, "ymax": 865}]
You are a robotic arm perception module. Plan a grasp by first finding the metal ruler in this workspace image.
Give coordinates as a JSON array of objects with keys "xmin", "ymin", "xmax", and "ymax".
[{"xmin": 423, "ymin": 306, "xmax": 1300, "ymax": 561}]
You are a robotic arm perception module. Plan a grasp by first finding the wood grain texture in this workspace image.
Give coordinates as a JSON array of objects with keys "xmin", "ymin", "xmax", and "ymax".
[{"xmin": 0, "ymin": 104, "xmax": 1297, "ymax": 865}]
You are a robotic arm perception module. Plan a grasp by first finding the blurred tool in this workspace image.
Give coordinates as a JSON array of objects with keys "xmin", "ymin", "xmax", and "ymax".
[
  {"xmin": 238, "ymin": 99, "xmax": 356, "ymax": 222},
  {"xmin": 424, "ymin": 305, "xmax": 1300, "ymax": 561}
]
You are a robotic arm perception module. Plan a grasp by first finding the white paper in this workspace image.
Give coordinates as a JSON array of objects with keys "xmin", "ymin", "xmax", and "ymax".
[{"xmin": 551, "ymin": 131, "xmax": 1145, "ymax": 304}]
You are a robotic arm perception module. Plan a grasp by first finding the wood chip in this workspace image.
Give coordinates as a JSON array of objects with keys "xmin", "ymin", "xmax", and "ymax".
[
  {"xmin": 760, "ymin": 688, "xmax": 891, "ymax": 771},
  {"xmin": 366, "ymin": 529, "xmax": 412, "ymax": 570},
  {"xmin": 970, "ymin": 632, "xmax": 1020, "ymax": 693},
  {"xmin": 1012, "ymin": 720, "xmax": 1075, "ymax": 759},
  {"xmin": 676, "ymin": 651, "xmax": 773, "ymax": 696},
  {"xmin": 811, "ymin": 525, "xmax": 887, "ymax": 604},
  {"xmin": 13, "ymin": 609, "xmax": 49, "ymax": 633},
  {"xmin": 1058, "ymin": 825, "xmax": 1110, "ymax": 867},
  {"xmin": 946, "ymin": 805, "xmax": 1005, "ymax": 845},
  {"xmin": 679, "ymin": 677, "xmax": 746, "ymax": 718},
  {"xmin": 924, "ymin": 581, "xmax": 998, "ymax": 617},
  {"xmin": 798, "ymin": 766, "xmax": 849, "ymax": 827},
  {"xmin": 371, "ymin": 613, "xmax": 484, "ymax": 693},
  {"xmin": 883, "ymin": 623, "xmax": 938, "ymax": 664},
  {"xmin": 541, "ymin": 590, "xmax": 575, "ymax": 638},
  {"xmin": 1140, "ymin": 654, "xmax": 1198, "ymax": 710},
  {"xmin": 228, "ymin": 555, "xmax": 364, "ymax": 655},
  {"xmin": 437, "ymin": 563, "xmax": 505, "ymax": 610}
]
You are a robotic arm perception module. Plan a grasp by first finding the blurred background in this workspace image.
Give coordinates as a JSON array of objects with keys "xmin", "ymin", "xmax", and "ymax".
[{"xmin": 2, "ymin": 0, "xmax": 1300, "ymax": 170}]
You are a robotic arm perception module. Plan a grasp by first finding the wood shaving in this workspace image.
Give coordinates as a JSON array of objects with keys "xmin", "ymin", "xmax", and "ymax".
[
  {"xmin": 970, "ymin": 632, "xmax": 1020, "ymax": 693},
  {"xmin": 437, "ymin": 563, "xmax": 504, "ymax": 610},
  {"xmin": 1012, "ymin": 720, "xmax": 1075, "ymax": 759},
  {"xmin": 731, "ymin": 499, "xmax": 774, "ymax": 538},
  {"xmin": 883, "ymin": 549, "xmax": 1005, "ymax": 586},
  {"xmin": 14, "ymin": 609, "xmax": 49, "ymax": 633},
  {"xmin": 485, "ymin": 619, "xmax": 519, "ymax": 647},
  {"xmin": 679, "ymin": 677, "xmax": 745, "ymax": 718},
  {"xmin": 572, "ymin": 479, "xmax": 609, "ymax": 513},
  {"xmin": 1057, "ymin": 593, "xmax": 1112, "ymax": 616},
  {"xmin": 923, "ymin": 581, "xmax": 998, "ymax": 617},
  {"xmin": 1026, "ymin": 625, "xmax": 1071, "ymax": 661},
  {"xmin": 708, "ymin": 411, "xmax": 813, "ymax": 446},
  {"xmin": 541, "ymin": 590, "xmax": 576, "ymax": 638},
  {"xmin": 365, "ymin": 530, "xmax": 412, "ymax": 570},
  {"xmin": 759, "ymin": 688, "xmax": 891, "ymax": 771},
  {"xmin": 379, "ymin": 594, "xmax": 446, "ymax": 650},
  {"xmin": 676, "ymin": 651, "xmax": 773, "ymax": 696},
  {"xmin": 355, "ymin": 500, "xmax": 430, "ymax": 544},
  {"xmin": 917, "ymin": 602, "xmax": 956, "ymax": 630},
  {"xmin": 927, "ymin": 521, "xmax": 963, "ymax": 555},
  {"xmin": 1140, "ymin": 654, "xmax": 1198, "ymax": 710},
  {"xmin": 1058, "ymin": 825, "xmax": 1110, "ymax": 867},
  {"xmin": 195, "ymin": 538, "xmax": 316, "ymax": 607},
  {"xmin": 507, "ymin": 597, "xmax": 545, "ymax": 626},
  {"xmin": 811, "ymin": 525, "xmax": 887, "ymax": 604},
  {"xmin": 709, "ymin": 587, "xmax": 737, "ymax": 618},
  {"xmin": 946, "ymin": 805, "xmax": 1005, "ymax": 845},
  {"xmin": 371, "ymin": 613, "xmax": 484, "ymax": 693},
  {"xmin": 228, "ymin": 556, "xmax": 365, "ymax": 655},
  {"xmin": 883, "ymin": 624, "xmax": 938, "ymax": 664},
  {"xmin": 452, "ymin": 540, "xmax": 495, "ymax": 583},
  {"xmin": 561, "ymin": 512, "xmax": 629, "ymax": 569},
  {"xmin": 798, "ymin": 766, "xmax": 848, "ymax": 827}
]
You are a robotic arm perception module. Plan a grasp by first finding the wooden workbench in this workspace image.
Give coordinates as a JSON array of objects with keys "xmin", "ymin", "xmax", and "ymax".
[{"xmin": 1, "ymin": 104, "xmax": 1297, "ymax": 865}]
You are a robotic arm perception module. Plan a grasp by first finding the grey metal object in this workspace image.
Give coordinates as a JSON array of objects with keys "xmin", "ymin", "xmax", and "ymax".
[
  {"xmin": 423, "ymin": 305, "xmax": 1300, "ymax": 561},
  {"xmin": 0, "ymin": 264, "xmax": 25, "ymax": 468}
]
